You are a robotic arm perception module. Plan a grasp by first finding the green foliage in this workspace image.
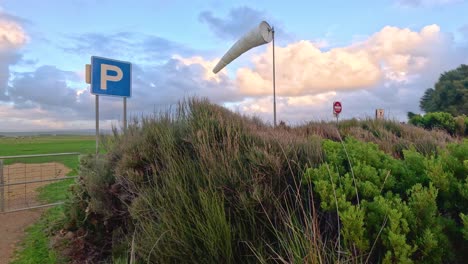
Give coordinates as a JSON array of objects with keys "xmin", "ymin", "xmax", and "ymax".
[
  {"xmin": 10, "ymin": 207, "xmax": 66, "ymax": 264},
  {"xmin": 37, "ymin": 178, "xmax": 76, "ymax": 203},
  {"xmin": 304, "ymin": 138, "xmax": 468, "ymax": 263},
  {"xmin": 407, "ymin": 112, "xmax": 417, "ymax": 120},
  {"xmin": 420, "ymin": 64, "xmax": 468, "ymax": 115},
  {"xmin": 340, "ymin": 205, "xmax": 368, "ymax": 252},
  {"xmin": 61, "ymin": 154, "xmax": 128, "ymax": 263},
  {"xmin": 461, "ymin": 213, "xmax": 468, "ymax": 240},
  {"xmin": 409, "ymin": 112, "xmax": 468, "ymax": 136}
]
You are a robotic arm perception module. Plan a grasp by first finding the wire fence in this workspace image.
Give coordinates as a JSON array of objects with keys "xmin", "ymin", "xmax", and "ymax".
[
  {"xmin": 0, "ymin": 152, "xmax": 81, "ymax": 264},
  {"xmin": 0, "ymin": 153, "xmax": 80, "ymax": 213}
]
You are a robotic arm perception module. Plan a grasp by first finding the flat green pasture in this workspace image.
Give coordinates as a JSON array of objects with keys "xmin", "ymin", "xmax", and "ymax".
[
  {"xmin": 0, "ymin": 135, "xmax": 95, "ymax": 171},
  {"xmin": 0, "ymin": 135, "xmax": 95, "ymax": 156}
]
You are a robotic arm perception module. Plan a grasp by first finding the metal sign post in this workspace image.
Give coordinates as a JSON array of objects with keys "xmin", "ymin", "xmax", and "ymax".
[
  {"xmin": 87, "ymin": 57, "xmax": 132, "ymax": 154},
  {"xmin": 87, "ymin": 63, "xmax": 101, "ymax": 154},
  {"xmin": 96, "ymin": 95, "xmax": 99, "ymax": 155},
  {"xmin": 123, "ymin": 97, "xmax": 127, "ymax": 130},
  {"xmin": 272, "ymin": 27, "xmax": 276, "ymax": 127},
  {"xmin": 333, "ymin": 101, "xmax": 342, "ymax": 123},
  {"xmin": 0, "ymin": 159, "xmax": 4, "ymax": 213}
]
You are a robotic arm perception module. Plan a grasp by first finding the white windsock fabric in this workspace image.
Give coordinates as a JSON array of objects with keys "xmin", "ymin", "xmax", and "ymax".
[{"xmin": 213, "ymin": 21, "xmax": 273, "ymax": 74}]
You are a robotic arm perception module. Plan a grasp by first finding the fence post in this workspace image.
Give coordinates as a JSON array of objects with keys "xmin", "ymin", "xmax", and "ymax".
[{"xmin": 0, "ymin": 159, "xmax": 4, "ymax": 213}]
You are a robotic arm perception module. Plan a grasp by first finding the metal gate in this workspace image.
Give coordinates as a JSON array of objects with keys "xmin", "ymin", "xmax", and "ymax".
[{"xmin": 0, "ymin": 152, "xmax": 80, "ymax": 213}]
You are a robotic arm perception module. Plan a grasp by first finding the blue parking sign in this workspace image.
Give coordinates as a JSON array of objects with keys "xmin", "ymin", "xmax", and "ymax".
[{"xmin": 91, "ymin": 56, "xmax": 132, "ymax": 97}]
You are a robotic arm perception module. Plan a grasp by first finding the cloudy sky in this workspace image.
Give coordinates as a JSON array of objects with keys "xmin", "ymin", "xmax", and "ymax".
[{"xmin": 0, "ymin": 0, "xmax": 467, "ymax": 131}]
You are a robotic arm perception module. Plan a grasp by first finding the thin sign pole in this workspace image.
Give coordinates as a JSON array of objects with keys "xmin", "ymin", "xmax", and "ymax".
[
  {"xmin": 96, "ymin": 95, "xmax": 99, "ymax": 155},
  {"xmin": 123, "ymin": 97, "xmax": 127, "ymax": 130},
  {"xmin": 0, "ymin": 159, "xmax": 4, "ymax": 213},
  {"xmin": 272, "ymin": 28, "xmax": 276, "ymax": 127}
]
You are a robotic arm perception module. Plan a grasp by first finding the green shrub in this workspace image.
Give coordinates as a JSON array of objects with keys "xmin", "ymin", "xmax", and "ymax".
[
  {"xmin": 303, "ymin": 138, "xmax": 468, "ymax": 263},
  {"xmin": 409, "ymin": 112, "xmax": 467, "ymax": 136}
]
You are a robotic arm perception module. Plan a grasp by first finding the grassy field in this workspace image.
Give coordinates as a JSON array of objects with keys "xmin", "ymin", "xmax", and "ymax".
[
  {"xmin": 0, "ymin": 135, "xmax": 95, "ymax": 171},
  {"xmin": 0, "ymin": 135, "xmax": 95, "ymax": 155},
  {"xmin": 0, "ymin": 135, "xmax": 95, "ymax": 264}
]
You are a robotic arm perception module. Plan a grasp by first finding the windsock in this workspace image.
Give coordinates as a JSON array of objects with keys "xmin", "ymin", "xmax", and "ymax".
[{"xmin": 213, "ymin": 21, "xmax": 273, "ymax": 74}]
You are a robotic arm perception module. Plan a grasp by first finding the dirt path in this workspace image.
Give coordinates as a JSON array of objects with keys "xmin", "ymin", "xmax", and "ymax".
[
  {"xmin": 0, "ymin": 209, "xmax": 44, "ymax": 264},
  {"xmin": 0, "ymin": 162, "xmax": 71, "ymax": 263}
]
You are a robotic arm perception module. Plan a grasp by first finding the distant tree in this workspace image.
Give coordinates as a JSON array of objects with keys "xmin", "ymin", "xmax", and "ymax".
[
  {"xmin": 420, "ymin": 89, "xmax": 436, "ymax": 112},
  {"xmin": 407, "ymin": 111, "xmax": 417, "ymax": 120},
  {"xmin": 420, "ymin": 64, "xmax": 468, "ymax": 116}
]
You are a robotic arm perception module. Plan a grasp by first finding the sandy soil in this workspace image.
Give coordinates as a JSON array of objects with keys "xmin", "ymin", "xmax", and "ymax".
[
  {"xmin": 0, "ymin": 209, "xmax": 44, "ymax": 264},
  {"xmin": 0, "ymin": 162, "xmax": 71, "ymax": 263}
]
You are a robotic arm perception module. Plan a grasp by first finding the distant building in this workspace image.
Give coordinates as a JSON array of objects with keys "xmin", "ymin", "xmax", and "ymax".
[{"xmin": 376, "ymin": 109, "xmax": 385, "ymax": 119}]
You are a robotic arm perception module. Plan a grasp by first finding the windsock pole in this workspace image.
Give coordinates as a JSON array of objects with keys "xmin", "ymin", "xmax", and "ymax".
[{"xmin": 272, "ymin": 27, "xmax": 276, "ymax": 127}]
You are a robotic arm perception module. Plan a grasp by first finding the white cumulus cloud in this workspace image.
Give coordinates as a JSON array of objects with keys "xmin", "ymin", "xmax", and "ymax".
[{"xmin": 236, "ymin": 25, "xmax": 445, "ymax": 98}]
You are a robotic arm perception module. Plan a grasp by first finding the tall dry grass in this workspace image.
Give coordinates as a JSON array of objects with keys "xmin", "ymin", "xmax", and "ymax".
[
  {"xmin": 64, "ymin": 99, "xmax": 460, "ymax": 263},
  {"xmin": 295, "ymin": 118, "xmax": 456, "ymax": 158}
]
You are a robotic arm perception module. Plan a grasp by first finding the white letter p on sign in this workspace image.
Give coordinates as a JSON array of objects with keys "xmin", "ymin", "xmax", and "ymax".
[{"xmin": 100, "ymin": 64, "xmax": 123, "ymax": 90}]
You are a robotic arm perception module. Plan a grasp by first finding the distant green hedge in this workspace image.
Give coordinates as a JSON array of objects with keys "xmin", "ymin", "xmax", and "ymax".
[{"xmin": 409, "ymin": 112, "xmax": 468, "ymax": 136}]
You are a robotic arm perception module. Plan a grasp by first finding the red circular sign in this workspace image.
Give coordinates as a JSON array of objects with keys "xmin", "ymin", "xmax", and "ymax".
[{"xmin": 333, "ymin": 101, "xmax": 342, "ymax": 114}]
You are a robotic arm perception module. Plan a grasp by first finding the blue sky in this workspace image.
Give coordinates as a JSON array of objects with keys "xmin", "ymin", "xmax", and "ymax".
[{"xmin": 0, "ymin": 0, "xmax": 467, "ymax": 131}]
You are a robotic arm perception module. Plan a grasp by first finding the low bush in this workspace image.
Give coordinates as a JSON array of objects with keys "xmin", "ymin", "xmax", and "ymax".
[
  {"xmin": 303, "ymin": 138, "xmax": 468, "ymax": 263},
  {"xmin": 409, "ymin": 112, "xmax": 468, "ymax": 137}
]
